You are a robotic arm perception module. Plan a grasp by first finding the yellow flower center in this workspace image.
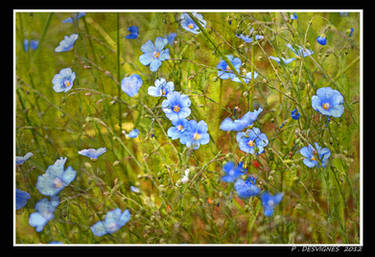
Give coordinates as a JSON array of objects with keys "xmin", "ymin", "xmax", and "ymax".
[
  {"xmin": 173, "ymin": 105, "xmax": 180, "ymax": 113},
  {"xmin": 153, "ymin": 51, "xmax": 160, "ymax": 58},
  {"xmin": 177, "ymin": 125, "xmax": 183, "ymax": 131},
  {"xmin": 322, "ymin": 103, "xmax": 330, "ymax": 110},
  {"xmin": 53, "ymin": 178, "xmax": 63, "ymax": 188},
  {"xmin": 188, "ymin": 23, "xmax": 194, "ymax": 29},
  {"xmin": 161, "ymin": 89, "xmax": 166, "ymax": 96},
  {"xmin": 311, "ymin": 156, "xmax": 316, "ymax": 161},
  {"xmin": 193, "ymin": 132, "xmax": 201, "ymax": 140},
  {"xmin": 64, "ymin": 81, "xmax": 71, "ymax": 87},
  {"xmin": 248, "ymin": 140, "xmax": 255, "ymax": 147}
]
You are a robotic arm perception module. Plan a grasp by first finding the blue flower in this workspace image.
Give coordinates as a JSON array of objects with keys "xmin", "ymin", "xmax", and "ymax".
[
  {"xmin": 139, "ymin": 37, "xmax": 170, "ymax": 72},
  {"xmin": 180, "ymin": 120, "xmax": 210, "ymax": 149},
  {"xmin": 125, "ymin": 26, "xmax": 139, "ymax": 39},
  {"xmin": 55, "ymin": 34, "xmax": 78, "ymax": 52},
  {"xmin": 216, "ymin": 55, "xmax": 242, "ymax": 81},
  {"xmin": 91, "ymin": 208, "xmax": 131, "ymax": 237},
  {"xmin": 236, "ymin": 28, "xmax": 264, "ymax": 43},
  {"xmin": 311, "ymin": 87, "xmax": 344, "ymax": 117},
  {"xmin": 349, "ymin": 28, "xmax": 354, "ymax": 37},
  {"xmin": 234, "ymin": 177, "xmax": 261, "ymax": 198},
  {"xmin": 23, "ymin": 39, "xmax": 39, "ymax": 52},
  {"xmin": 316, "ymin": 35, "xmax": 327, "ymax": 45},
  {"xmin": 180, "ymin": 12, "xmax": 207, "ymax": 34},
  {"xmin": 49, "ymin": 241, "xmax": 63, "ymax": 244},
  {"xmin": 232, "ymin": 71, "xmax": 258, "ymax": 84},
  {"xmin": 161, "ymin": 91, "xmax": 191, "ymax": 121},
  {"xmin": 164, "ymin": 32, "xmax": 176, "ymax": 46},
  {"xmin": 16, "ymin": 152, "xmax": 33, "ymax": 165},
  {"xmin": 130, "ymin": 186, "xmax": 140, "ymax": 193},
  {"xmin": 62, "ymin": 12, "xmax": 86, "ymax": 23},
  {"xmin": 236, "ymin": 127, "xmax": 269, "ymax": 155},
  {"xmin": 36, "ymin": 157, "xmax": 77, "ymax": 196},
  {"xmin": 339, "ymin": 12, "xmax": 349, "ymax": 16},
  {"xmin": 291, "ymin": 109, "xmax": 300, "ymax": 120},
  {"xmin": 260, "ymin": 192, "xmax": 283, "ymax": 216},
  {"xmin": 29, "ymin": 196, "xmax": 59, "ymax": 232},
  {"xmin": 148, "ymin": 78, "xmax": 174, "ymax": 97},
  {"xmin": 121, "ymin": 74, "xmax": 143, "ymax": 97},
  {"xmin": 78, "ymin": 147, "xmax": 106, "ymax": 160},
  {"xmin": 220, "ymin": 107, "xmax": 263, "ymax": 132},
  {"xmin": 127, "ymin": 128, "xmax": 139, "ymax": 138},
  {"xmin": 290, "ymin": 13, "xmax": 298, "ymax": 20},
  {"xmin": 300, "ymin": 142, "xmax": 331, "ymax": 168},
  {"xmin": 52, "ymin": 68, "xmax": 76, "ymax": 93},
  {"xmin": 16, "ymin": 189, "xmax": 31, "ymax": 210},
  {"xmin": 167, "ymin": 118, "xmax": 190, "ymax": 140},
  {"xmin": 269, "ymin": 56, "xmax": 295, "ymax": 65},
  {"xmin": 221, "ymin": 161, "xmax": 246, "ymax": 183},
  {"xmin": 286, "ymin": 43, "xmax": 313, "ymax": 57}
]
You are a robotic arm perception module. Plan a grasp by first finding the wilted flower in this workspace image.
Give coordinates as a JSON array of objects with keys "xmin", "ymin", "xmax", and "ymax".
[
  {"xmin": 260, "ymin": 192, "xmax": 283, "ymax": 216},
  {"xmin": 16, "ymin": 152, "xmax": 33, "ymax": 165},
  {"xmin": 300, "ymin": 142, "xmax": 331, "ymax": 168},
  {"xmin": 125, "ymin": 26, "xmax": 139, "ymax": 39},
  {"xmin": 316, "ymin": 34, "xmax": 327, "ymax": 45},
  {"xmin": 180, "ymin": 12, "xmax": 207, "ymax": 34},
  {"xmin": 220, "ymin": 107, "xmax": 263, "ymax": 132},
  {"xmin": 36, "ymin": 157, "xmax": 76, "ymax": 196},
  {"xmin": 91, "ymin": 208, "xmax": 131, "ymax": 237},
  {"xmin": 148, "ymin": 78, "xmax": 174, "ymax": 97},
  {"xmin": 52, "ymin": 68, "xmax": 76, "ymax": 93},
  {"xmin": 139, "ymin": 37, "xmax": 170, "ymax": 72},
  {"xmin": 221, "ymin": 161, "xmax": 246, "ymax": 183},
  {"xmin": 23, "ymin": 39, "xmax": 39, "ymax": 52},
  {"xmin": 180, "ymin": 120, "xmax": 210, "ymax": 150},
  {"xmin": 55, "ymin": 34, "xmax": 78, "ymax": 52},
  {"xmin": 236, "ymin": 127, "xmax": 269, "ymax": 155},
  {"xmin": 286, "ymin": 43, "xmax": 313, "ymax": 57},
  {"xmin": 234, "ymin": 176, "xmax": 261, "ymax": 198},
  {"xmin": 130, "ymin": 186, "xmax": 140, "ymax": 193},
  {"xmin": 161, "ymin": 91, "xmax": 191, "ymax": 121},
  {"xmin": 29, "ymin": 196, "xmax": 59, "ymax": 232},
  {"xmin": 291, "ymin": 109, "xmax": 300, "ymax": 120},
  {"xmin": 269, "ymin": 56, "xmax": 295, "ymax": 65},
  {"xmin": 311, "ymin": 87, "xmax": 344, "ymax": 117},
  {"xmin": 236, "ymin": 28, "xmax": 264, "ymax": 43},
  {"xmin": 167, "ymin": 118, "xmax": 190, "ymax": 140},
  {"xmin": 78, "ymin": 147, "xmax": 106, "ymax": 160},
  {"xmin": 62, "ymin": 12, "xmax": 86, "ymax": 23},
  {"xmin": 16, "ymin": 189, "xmax": 31, "ymax": 210},
  {"xmin": 121, "ymin": 74, "xmax": 143, "ymax": 97}
]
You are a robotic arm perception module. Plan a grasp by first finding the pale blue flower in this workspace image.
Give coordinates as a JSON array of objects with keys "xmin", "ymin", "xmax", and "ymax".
[
  {"xmin": 128, "ymin": 128, "xmax": 139, "ymax": 138},
  {"xmin": 161, "ymin": 91, "xmax": 191, "ymax": 121},
  {"xmin": 36, "ymin": 157, "xmax": 77, "ymax": 196},
  {"xmin": 167, "ymin": 118, "xmax": 190, "ymax": 140},
  {"xmin": 216, "ymin": 55, "xmax": 242, "ymax": 81},
  {"xmin": 78, "ymin": 147, "xmax": 106, "ymax": 160},
  {"xmin": 236, "ymin": 127, "xmax": 269, "ymax": 155},
  {"xmin": 234, "ymin": 177, "xmax": 261, "ymax": 198},
  {"xmin": 311, "ymin": 87, "xmax": 344, "ymax": 117},
  {"xmin": 55, "ymin": 34, "xmax": 79, "ymax": 52},
  {"xmin": 236, "ymin": 28, "xmax": 264, "ymax": 43},
  {"xmin": 286, "ymin": 43, "xmax": 313, "ymax": 57},
  {"xmin": 23, "ymin": 39, "xmax": 39, "ymax": 51},
  {"xmin": 16, "ymin": 189, "xmax": 30, "ymax": 210},
  {"xmin": 269, "ymin": 56, "xmax": 295, "ymax": 65},
  {"xmin": 29, "ymin": 196, "xmax": 59, "ymax": 232},
  {"xmin": 180, "ymin": 120, "xmax": 210, "ymax": 150},
  {"xmin": 180, "ymin": 12, "xmax": 207, "ymax": 34},
  {"xmin": 260, "ymin": 192, "xmax": 283, "ymax": 216},
  {"xmin": 300, "ymin": 142, "xmax": 331, "ymax": 168},
  {"xmin": 148, "ymin": 78, "xmax": 174, "ymax": 97},
  {"xmin": 290, "ymin": 13, "xmax": 298, "ymax": 20},
  {"xmin": 121, "ymin": 74, "xmax": 143, "ymax": 97},
  {"xmin": 165, "ymin": 32, "xmax": 177, "ymax": 45},
  {"xmin": 139, "ymin": 37, "xmax": 170, "ymax": 72},
  {"xmin": 221, "ymin": 162, "xmax": 246, "ymax": 183},
  {"xmin": 91, "ymin": 208, "xmax": 131, "ymax": 237},
  {"xmin": 130, "ymin": 186, "xmax": 140, "ymax": 193},
  {"xmin": 52, "ymin": 68, "xmax": 76, "ymax": 93},
  {"xmin": 16, "ymin": 152, "xmax": 33, "ymax": 165},
  {"xmin": 220, "ymin": 107, "xmax": 263, "ymax": 132},
  {"xmin": 62, "ymin": 12, "xmax": 86, "ymax": 23}
]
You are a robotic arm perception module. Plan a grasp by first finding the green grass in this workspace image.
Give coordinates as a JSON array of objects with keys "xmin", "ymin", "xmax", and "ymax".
[{"xmin": 15, "ymin": 11, "xmax": 360, "ymax": 244}]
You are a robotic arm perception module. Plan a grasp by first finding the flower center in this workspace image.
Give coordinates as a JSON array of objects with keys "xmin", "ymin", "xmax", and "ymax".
[
  {"xmin": 248, "ymin": 140, "xmax": 255, "ymax": 147},
  {"xmin": 177, "ymin": 125, "xmax": 183, "ymax": 131},
  {"xmin": 64, "ymin": 80, "xmax": 71, "ymax": 87},
  {"xmin": 267, "ymin": 200, "xmax": 274, "ymax": 207},
  {"xmin": 107, "ymin": 222, "xmax": 118, "ymax": 232},
  {"xmin": 311, "ymin": 156, "xmax": 316, "ymax": 161},
  {"xmin": 188, "ymin": 23, "xmax": 195, "ymax": 29},
  {"xmin": 161, "ymin": 89, "xmax": 166, "ymax": 96},
  {"xmin": 322, "ymin": 102, "xmax": 330, "ymax": 110},
  {"xmin": 153, "ymin": 51, "xmax": 160, "ymax": 58},
  {"xmin": 229, "ymin": 169, "xmax": 235, "ymax": 176},
  {"xmin": 193, "ymin": 132, "xmax": 201, "ymax": 140},
  {"xmin": 53, "ymin": 178, "xmax": 63, "ymax": 188},
  {"xmin": 226, "ymin": 65, "xmax": 231, "ymax": 71},
  {"xmin": 173, "ymin": 105, "xmax": 181, "ymax": 113}
]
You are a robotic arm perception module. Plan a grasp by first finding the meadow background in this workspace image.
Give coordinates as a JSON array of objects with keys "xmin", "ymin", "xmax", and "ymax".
[{"xmin": 15, "ymin": 11, "xmax": 360, "ymax": 244}]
